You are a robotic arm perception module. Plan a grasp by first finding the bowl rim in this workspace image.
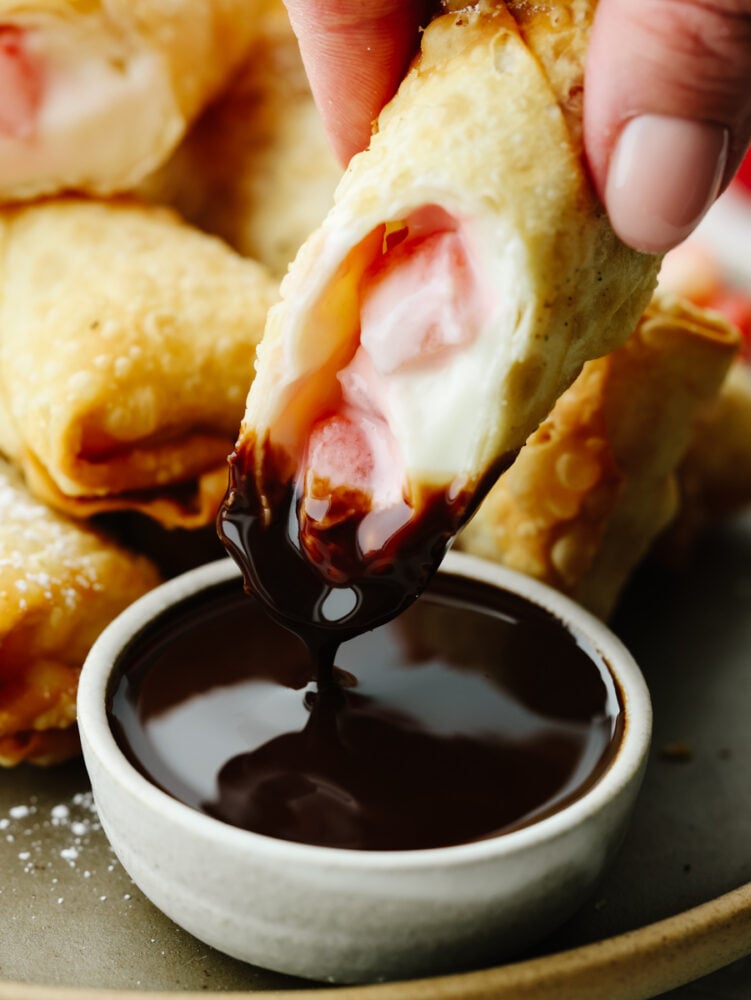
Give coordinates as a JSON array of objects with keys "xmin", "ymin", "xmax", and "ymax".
[{"xmin": 77, "ymin": 550, "xmax": 652, "ymax": 871}]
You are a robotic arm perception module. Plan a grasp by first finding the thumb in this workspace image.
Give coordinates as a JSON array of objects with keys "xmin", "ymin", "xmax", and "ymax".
[
  {"xmin": 585, "ymin": 0, "xmax": 751, "ymax": 253},
  {"xmin": 283, "ymin": 1, "xmax": 426, "ymax": 166}
]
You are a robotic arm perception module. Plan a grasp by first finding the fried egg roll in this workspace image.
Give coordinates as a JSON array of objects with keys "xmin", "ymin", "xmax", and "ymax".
[
  {"xmin": 458, "ymin": 294, "xmax": 740, "ymax": 618},
  {"xmin": 0, "ymin": 0, "xmax": 265, "ymax": 201},
  {"xmin": 220, "ymin": 0, "xmax": 660, "ymax": 632},
  {"xmin": 0, "ymin": 458, "xmax": 159, "ymax": 766},
  {"xmin": 140, "ymin": 0, "xmax": 342, "ymax": 278},
  {"xmin": 0, "ymin": 198, "xmax": 278, "ymax": 527}
]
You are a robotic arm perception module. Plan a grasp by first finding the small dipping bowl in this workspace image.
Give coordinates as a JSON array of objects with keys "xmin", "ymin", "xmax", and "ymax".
[{"xmin": 77, "ymin": 551, "xmax": 652, "ymax": 984}]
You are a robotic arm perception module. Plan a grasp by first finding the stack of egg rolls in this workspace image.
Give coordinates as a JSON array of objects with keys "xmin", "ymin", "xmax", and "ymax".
[
  {"xmin": 0, "ymin": 195, "xmax": 276, "ymax": 765},
  {"xmin": 0, "ymin": 4, "xmax": 296, "ymax": 767},
  {"xmin": 0, "ymin": 188, "xmax": 277, "ymax": 770}
]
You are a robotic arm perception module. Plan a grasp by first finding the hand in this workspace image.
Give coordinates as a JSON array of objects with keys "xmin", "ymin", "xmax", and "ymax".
[{"xmin": 284, "ymin": 0, "xmax": 751, "ymax": 254}]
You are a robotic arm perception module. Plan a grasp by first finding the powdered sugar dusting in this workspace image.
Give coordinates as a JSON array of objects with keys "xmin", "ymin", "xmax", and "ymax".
[
  {"xmin": 0, "ymin": 460, "xmax": 105, "ymax": 613},
  {"xmin": 0, "ymin": 458, "xmax": 157, "ymax": 626},
  {"xmin": 0, "ymin": 790, "xmax": 132, "ymax": 901}
]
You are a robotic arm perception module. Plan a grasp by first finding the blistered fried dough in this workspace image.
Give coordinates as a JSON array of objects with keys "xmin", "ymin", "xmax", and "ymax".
[
  {"xmin": 0, "ymin": 459, "xmax": 159, "ymax": 766},
  {"xmin": 222, "ymin": 1, "xmax": 660, "ymax": 629},
  {"xmin": 0, "ymin": 0, "xmax": 267, "ymax": 201},
  {"xmin": 0, "ymin": 199, "xmax": 278, "ymax": 527},
  {"xmin": 140, "ymin": 0, "xmax": 341, "ymax": 278},
  {"xmin": 458, "ymin": 294, "xmax": 740, "ymax": 618}
]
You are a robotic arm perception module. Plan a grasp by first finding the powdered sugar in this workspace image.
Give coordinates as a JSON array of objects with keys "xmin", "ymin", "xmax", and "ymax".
[{"xmin": 0, "ymin": 790, "xmax": 132, "ymax": 901}]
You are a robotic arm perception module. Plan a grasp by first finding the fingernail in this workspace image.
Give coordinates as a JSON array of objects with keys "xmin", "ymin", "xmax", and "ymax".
[{"xmin": 606, "ymin": 114, "xmax": 729, "ymax": 253}]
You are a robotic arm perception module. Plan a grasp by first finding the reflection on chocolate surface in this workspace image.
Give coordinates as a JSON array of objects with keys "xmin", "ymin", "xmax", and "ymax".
[{"xmin": 109, "ymin": 574, "xmax": 622, "ymax": 851}]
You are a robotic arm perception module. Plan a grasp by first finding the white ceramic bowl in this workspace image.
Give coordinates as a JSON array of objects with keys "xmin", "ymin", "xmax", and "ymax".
[{"xmin": 77, "ymin": 551, "xmax": 652, "ymax": 984}]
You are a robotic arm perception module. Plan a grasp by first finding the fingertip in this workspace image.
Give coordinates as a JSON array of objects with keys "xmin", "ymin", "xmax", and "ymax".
[
  {"xmin": 605, "ymin": 115, "xmax": 729, "ymax": 254},
  {"xmin": 584, "ymin": 0, "xmax": 751, "ymax": 252},
  {"xmin": 284, "ymin": 1, "xmax": 426, "ymax": 165}
]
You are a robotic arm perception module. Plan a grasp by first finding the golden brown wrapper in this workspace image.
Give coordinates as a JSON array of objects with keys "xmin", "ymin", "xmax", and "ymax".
[
  {"xmin": 0, "ymin": 198, "xmax": 278, "ymax": 527},
  {"xmin": 139, "ymin": 0, "xmax": 342, "ymax": 278},
  {"xmin": 458, "ymin": 294, "xmax": 740, "ymax": 619},
  {"xmin": 0, "ymin": 0, "xmax": 268, "ymax": 200},
  {"xmin": 0, "ymin": 458, "xmax": 160, "ymax": 766},
  {"xmin": 238, "ymin": 0, "xmax": 660, "ymax": 514}
]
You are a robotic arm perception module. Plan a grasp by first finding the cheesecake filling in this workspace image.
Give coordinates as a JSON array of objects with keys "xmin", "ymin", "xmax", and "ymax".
[
  {"xmin": 0, "ymin": 18, "xmax": 180, "ymax": 195},
  {"xmin": 220, "ymin": 206, "xmax": 520, "ymax": 625},
  {"xmin": 293, "ymin": 207, "xmax": 492, "ymax": 574}
]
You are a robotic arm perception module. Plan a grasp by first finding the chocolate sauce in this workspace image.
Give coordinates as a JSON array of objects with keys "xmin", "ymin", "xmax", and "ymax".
[
  {"xmin": 217, "ymin": 438, "xmax": 513, "ymax": 683},
  {"xmin": 108, "ymin": 573, "xmax": 622, "ymax": 852}
]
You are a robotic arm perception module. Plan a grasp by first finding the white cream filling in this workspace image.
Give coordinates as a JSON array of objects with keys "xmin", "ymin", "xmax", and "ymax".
[
  {"xmin": 264, "ymin": 208, "xmax": 534, "ymax": 492},
  {"xmin": 0, "ymin": 18, "xmax": 181, "ymax": 196},
  {"xmin": 371, "ymin": 218, "xmax": 532, "ymax": 480}
]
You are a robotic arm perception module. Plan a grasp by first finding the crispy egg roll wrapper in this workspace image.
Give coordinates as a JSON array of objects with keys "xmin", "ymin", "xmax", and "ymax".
[
  {"xmin": 0, "ymin": 199, "xmax": 278, "ymax": 527},
  {"xmin": 0, "ymin": 458, "xmax": 160, "ymax": 766},
  {"xmin": 0, "ymin": 0, "xmax": 268, "ymax": 201},
  {"xmin": 223, "ymin": 0, "xmax": 660, "ymax": 623},
  {"xmin": 139, "ymin": 0, "xmax": 342, "ymax": 278},
  {"xmin": 459, "ymin": 294, "xmax": 740, "ymax": 618}
]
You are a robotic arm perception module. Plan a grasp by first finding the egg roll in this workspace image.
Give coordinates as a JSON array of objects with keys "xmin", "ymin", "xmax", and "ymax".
[
  {"xmin": 219, "ymin": 0, "xmax": 660, "ymax": 632},
  {"xmin": 0, "ymin": 0, "xmax": 266, "ymax": 202},
  {"xmin": 0, "ymin": 458, "xmax": 160, "ymax": 766},
  {"xmin": 139, "ymin": 0, "xmax": 342, "ymax": 278},
  {"xmin": 458, "ymin": 294, "xmax": 740, "ymax": 618},
  {"xmin": 0, "ymin": 198, "xmax": 278, "ymax": 527}
]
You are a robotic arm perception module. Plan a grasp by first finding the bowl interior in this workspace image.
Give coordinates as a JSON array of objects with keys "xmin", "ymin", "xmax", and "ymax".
[{"xmin": 80, "ymin": 551, "xmax": 651, "ymax": 860}]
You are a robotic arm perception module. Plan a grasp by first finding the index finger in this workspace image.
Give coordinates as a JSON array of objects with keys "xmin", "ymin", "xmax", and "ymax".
[{"xmin": 284, "ymin": 0, "xmax": 427, "ymax": 165}]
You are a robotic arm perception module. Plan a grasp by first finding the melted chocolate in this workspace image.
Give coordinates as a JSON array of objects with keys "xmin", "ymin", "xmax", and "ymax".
[
  {"xmin": 217, "ymin": 438, "xmax": 513, "ymax": 681},
  {"xmin": 108, "ymin": 574, "xmax": 623, "ymax": 852}
]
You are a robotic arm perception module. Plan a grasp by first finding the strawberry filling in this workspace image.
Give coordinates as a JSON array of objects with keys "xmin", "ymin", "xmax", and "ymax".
[
  {"xmin": 299, "ymin": 347, "xmax": 408, "ymax": 566},
  {"xmin": 0, "ymin": 27, "xmax": 42, "ymax": 138},
  {"xmin": 304, "ymin": 412, "xmax": 380, "ymax": 500},
  {"xmin": 360, "ymin": 223, "xmax": 483, "ymax": 374},
  {"xmin": 295, "ymin": 213, "xmax": 486, "ymax": 575}
]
